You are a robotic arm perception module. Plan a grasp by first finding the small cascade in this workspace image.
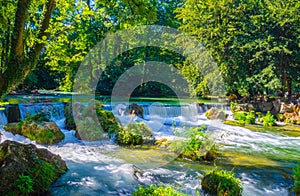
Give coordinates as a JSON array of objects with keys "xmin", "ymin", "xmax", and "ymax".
[
  {"xmin": 18, "ymin": 102, "xmax": 65, "ymax": 122},
  {"xmin": 0, "ymin": 110, "xmax": 8, "ymax": 126}
]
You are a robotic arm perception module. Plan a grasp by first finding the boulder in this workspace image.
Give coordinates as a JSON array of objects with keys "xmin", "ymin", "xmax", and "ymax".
[
  {"xmin": 205, "ymin": 107, "xmax": 228, "ymax": 120},
  {"xmin": 0, "ymin": 140, "xmax": 67, "ymax": 195},
  {"xmin": 4, "ymin": 114, "xmax": 64, "ymax": 145},
  {"xmin": 6, "ymin": 104, "xmax": 21, "ymax": 123},
  {"xmin": 127, "ymin": 103, "xmax": 144, "ymax": 118}
]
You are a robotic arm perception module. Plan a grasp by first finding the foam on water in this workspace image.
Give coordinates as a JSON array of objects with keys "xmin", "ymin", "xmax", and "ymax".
[{"xmin": 0, "ymin": 101, "xmax": 298, "ymax": 196}]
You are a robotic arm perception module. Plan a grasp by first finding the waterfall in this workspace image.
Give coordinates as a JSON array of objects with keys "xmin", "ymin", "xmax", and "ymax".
[
  {"xmin": 18, "ymin": 102, "xmax": 65, "ymax": 121},
  {"xmin": 0, "ymin": 110, "xmax": 8, "ymax": 126},
  {"xmin": 18, "ymin": 102, "xmax": 66, "ymax": 128}
]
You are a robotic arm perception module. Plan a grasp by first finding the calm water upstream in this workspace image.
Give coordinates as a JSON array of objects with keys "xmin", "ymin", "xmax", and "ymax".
[{"xmin": 0, "ymin": 96, "xmax": 299, "ymax": 196}]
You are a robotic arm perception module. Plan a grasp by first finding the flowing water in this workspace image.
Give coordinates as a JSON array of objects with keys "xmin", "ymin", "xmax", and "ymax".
[{"xmin": 0, "ymin": 97, "xmax": 299, "ymax": 196}]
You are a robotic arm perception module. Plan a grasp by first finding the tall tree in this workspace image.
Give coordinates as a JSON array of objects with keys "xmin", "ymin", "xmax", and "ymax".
[
  {"xmin": 0, "ymin": 0, "xmax": 56, "ymax": 98},
  {"xmin": 176, "ymin": 0, "xmax": 300, "ymax": 97}
]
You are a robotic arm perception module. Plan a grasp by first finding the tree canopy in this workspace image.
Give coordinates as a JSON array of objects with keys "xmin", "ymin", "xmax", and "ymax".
[{"xmin": 0, "ymin": 0, "xmax": 299, "ymax": 99}]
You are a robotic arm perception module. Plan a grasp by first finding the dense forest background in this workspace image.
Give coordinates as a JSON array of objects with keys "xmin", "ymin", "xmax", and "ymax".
[{"xmin": 0, "ymin": 0, "xmax": 299, "ymax": 98}]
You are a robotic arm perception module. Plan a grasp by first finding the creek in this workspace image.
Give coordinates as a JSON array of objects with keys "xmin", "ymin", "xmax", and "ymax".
[{"xmin": 0, "ymin": 95, "xmax": 299, "ymax": 196}]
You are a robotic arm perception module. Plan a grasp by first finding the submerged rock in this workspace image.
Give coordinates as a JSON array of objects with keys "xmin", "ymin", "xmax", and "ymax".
[{"xmin": 0, "ymin": 140, "xmax": 67, "ymax": 195}]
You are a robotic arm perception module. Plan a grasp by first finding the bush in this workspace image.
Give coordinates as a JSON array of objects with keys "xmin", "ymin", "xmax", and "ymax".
[
  {"xmin": 170, "ymin": 126, "xmax": 217, "ymax": 161},
  {"xmin": 262, "ymin": 111, "xmax": 276, "ymax": 126},
  {"xmin": 245, "ymin": 112, "xmax": 255, "ymax": 124},
  {"xmin": 201, "ymin": 169, "xmax": 242, "ymax": 196},
  {"xmin": 116, "ymin": 122, "xmax": 153, "ymax": 145},
  {"xmin": 293, "ymin": 165, "xmax": 300, "ymax": 195},
  {"xmin": 233, "ymin": 111, "xmax": 246, "ymax": 122},
  {"xmin": 233, "ymin": 111, "xmax": 255, "ymax": 124},
  {"xmin": 132, "ymin": 185, "xmax": 188, "ymax": 196}
]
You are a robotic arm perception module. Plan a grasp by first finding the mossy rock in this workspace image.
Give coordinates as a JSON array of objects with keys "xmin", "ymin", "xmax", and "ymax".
[
  {"xmin": 3, "ymin": 122, "xmax": 21, "ymax": 134},
  {"xmin": 0, "ymin": 140, "xmax": 67, "ymax": 195},
  {"xmin": 4, "ymin": 114, "xmax": 64, "ymax": 145},
  {"xmin": 70, "ymin": 102, "xmax": 123, "ymax": 141},
  {"xmin": 201, "ymin": 169, "xmax": 242, "ymax": 196},
  {"xmin": 95, "ymin": 102, "xmax": 122, "ymax": 136}
]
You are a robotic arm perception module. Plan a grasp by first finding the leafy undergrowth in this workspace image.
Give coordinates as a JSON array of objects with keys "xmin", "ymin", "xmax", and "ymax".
[
  {"xmin": 132, "ymin": 185, "xmax": 190, "ymax": 196},
  {"xmin": 116, "ymin": 122, "xmax": 154, "ymax": 145},
  {"xmin": 169, "ymin": 126, "xmax": 218, "ymax": 161}
]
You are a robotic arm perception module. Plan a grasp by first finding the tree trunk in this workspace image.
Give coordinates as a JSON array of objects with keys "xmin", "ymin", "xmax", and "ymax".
[{"xmin": 0, "ymin": 0, "xmax": 56, "ymax": 99}]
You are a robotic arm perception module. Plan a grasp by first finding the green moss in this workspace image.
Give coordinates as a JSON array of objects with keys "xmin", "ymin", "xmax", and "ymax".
[
  {"xmin": 201, "ymin": 169, "xmax": 242, "ymax": 196},
  {"xmin": 14, "ymin": 174, "xmax": 33, "ymax": 195},
  {"xmin": 8, "ymin": 114, "xmax": 65, "ymax": 144},
  {"xmin": 95, "ymin": 102, "xmax": 122, "ymax": 137},
  {"xmin": 8, "ymin": 159, "xmax": 60, "ymax": 195},
  {"xmin": 132, "ymin": 185, "xmax": 189, "ymax": 196},
  {"xmin": 293, "ymin": 165, "xmax": 300, "ymax": 195}
]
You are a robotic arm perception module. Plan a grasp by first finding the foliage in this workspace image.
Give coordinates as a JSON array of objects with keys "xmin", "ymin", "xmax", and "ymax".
[
  {"xmin": 0, "ymin": 0, "xmax": 56, "ymax": 98},
  {"xmin": 116, "ymin": 122, "xmax": 153, "ymax": 145},
  {"xmin": 233, "ymin": 111, "xmax": 255, "ymax": 124},
  {"xmin": 201, "ymin": 169, "xmax": 242, "ymax": 196},
  {"xmin": 263, "ymin": 111, "xmax": 276, "ymax": 126},
  {"xmin": 293, "ymin": 164, "xmax": 300, "ymax": 194},
  {"xmin": 132, "ymin": 185, "xmax": 188, "ymax": 196},
  {"xmin": 156, "ymin": 138, "xmax": 171, "ymax": 148},
  {"xmin": 176, "ymin": 0, "xmax": 300, "ymax": 97},
  {"xmin": 170, "ymin": 126, "xmax": 216, "ymax": 161},
  {"xmin": 245, "ymin": 112, "xmax": 256, "ymax": 124}
]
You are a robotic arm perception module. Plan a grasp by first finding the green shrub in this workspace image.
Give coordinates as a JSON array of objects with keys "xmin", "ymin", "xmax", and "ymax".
[
  {"xmin": 293, "ymin": 165, "xmax": 300, "ymax": 195},
  {"xmin": 201, "ymin": 169, "xmax": 242, "ymax": 196},
  {"xmin": 132, "ymin": 185, "xmax": 188, "ymax": 196},
  {"xmin": 116, "ymin": 122, "xmax": 153, "ymax": 145},
  {"xmin": 245, "ymin": 112, "xmax": 255, "ymax": 124},
  {"xmin": 262, "ymin": 111, "xmax": 276, "ymax": 126},
  {"xmin": 233, "ymin": 111, "xmax": 246, "ymax": 122},
  {"xmin": 230, "ymin": 102, "xmax": 239, "ymax": 112},
  {"xmin": 170, "ymin": 126, "xmax": 216, "ymax": 161}
]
